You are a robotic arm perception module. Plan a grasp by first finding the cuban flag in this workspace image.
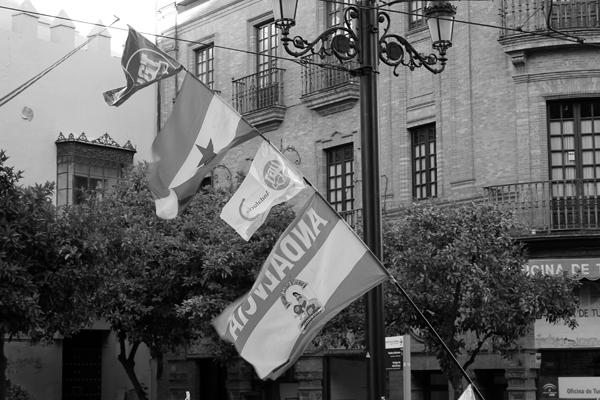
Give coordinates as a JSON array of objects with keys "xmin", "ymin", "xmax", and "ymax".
[
  {"xmin": 213, "ymin": 192, "xmax": 389, "ymax": 379},
  {"xmin": 148, "ymin": 72, "xmax": 259, "ymax": 219}
]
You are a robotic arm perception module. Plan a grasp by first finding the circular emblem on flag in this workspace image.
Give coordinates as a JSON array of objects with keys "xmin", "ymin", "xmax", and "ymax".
[
  {"xmin": 280, "ymin": 279, "xmax": 323, "ymax": 330},
  {"xmin": 262, "ymin": 159, "xmax": 290, "ymax": 191}
]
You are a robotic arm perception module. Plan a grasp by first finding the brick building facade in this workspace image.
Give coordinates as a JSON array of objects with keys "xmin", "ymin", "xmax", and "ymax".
[{"xmin": 157, "ymin": 0, "xmax": 600, "ymax": 399}]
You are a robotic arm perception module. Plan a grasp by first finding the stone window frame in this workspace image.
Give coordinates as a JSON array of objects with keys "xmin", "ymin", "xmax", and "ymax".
[{"xmin": 410, "ymin": 122, "xmax": 437, "ymax": 200}]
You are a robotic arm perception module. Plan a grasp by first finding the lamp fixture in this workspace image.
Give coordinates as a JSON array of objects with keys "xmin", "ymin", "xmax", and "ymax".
[{"xmin": 268, "ymin": 2, "xmax": 468, "ymax": 400}]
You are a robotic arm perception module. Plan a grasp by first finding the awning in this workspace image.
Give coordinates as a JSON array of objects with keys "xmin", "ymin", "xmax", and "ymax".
[{"xmin": 524, "ymin": 258, "xmax": 600, "ymax": 280}]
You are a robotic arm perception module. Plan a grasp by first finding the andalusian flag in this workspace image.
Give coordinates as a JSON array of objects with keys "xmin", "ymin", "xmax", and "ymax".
[
  {"xmin": 213, "ymin": 192, "xmax": 389, "ymax": 379},
  {"xmin": 220, "ymin": 141, "xmax": 306, "ymax": 240},
  {"xmin": 104, "ymin": 27, "xmax": 183, "ymax": 106},
  {"xmin": 149, "ymin": 72, "xmax": 259, "ymax": 218}
]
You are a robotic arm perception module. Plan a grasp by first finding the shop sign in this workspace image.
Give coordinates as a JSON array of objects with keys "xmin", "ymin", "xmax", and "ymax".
[
  {"xmin": 558, "ymin": 377, "xmax": 600, "ymax": 400},
  {"xmin": 385, "ymin": 335, "xmax": 403, "ymax": 370},
  {"xmin": 535, "ymin": 280, "xmax": 600, "ymax": 348},
  {"xmin": 523, "ymin": 258, "xmax": 600, "ymax": 280}
]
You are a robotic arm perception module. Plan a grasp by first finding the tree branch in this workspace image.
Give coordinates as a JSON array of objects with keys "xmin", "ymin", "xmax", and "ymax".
[
  {"xmin": 128, "ymin": 341, "xmax": 140, "ymax": 364},
  {"xmin": 463, "ymin": 332, "xmax": 492, "ymax": 371}
]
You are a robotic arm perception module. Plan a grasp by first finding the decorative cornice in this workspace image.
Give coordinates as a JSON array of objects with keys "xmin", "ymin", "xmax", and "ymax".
[
  {"xmin": 406, "ymin": 99, "xmax": 435, "ymax": 113},
  {"xmin": 300, "ymin": 81, "xmax": 360, "ymax": 116},
  {"xmin": 513, "ymin": 69, "xmax": 600, "ymax": 84},
  {"xmin": 242, "ymin": 106, "xmax": 287, "ymax": 133},
  {"xmin": 56, "ymin": 132, "xmax": 137, "ymax": 153},
  {"xmin": 499, "ymin": 30, "xmax": 600, "ymax": 66}
]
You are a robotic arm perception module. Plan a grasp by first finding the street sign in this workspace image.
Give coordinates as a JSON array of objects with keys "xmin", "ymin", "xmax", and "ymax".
[{"xmin": 385, "ymin": 335, "xmax": 403, "ymax": 370}]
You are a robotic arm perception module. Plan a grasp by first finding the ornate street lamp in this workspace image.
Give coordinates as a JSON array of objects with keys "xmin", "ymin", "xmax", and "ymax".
[
  {"xmin": 270, "ymin": 2, "xmax": 457, "ymax": 400},
  {"xmin": 272, "ymin": 0, "xmax": 456, "ymax": 73}
]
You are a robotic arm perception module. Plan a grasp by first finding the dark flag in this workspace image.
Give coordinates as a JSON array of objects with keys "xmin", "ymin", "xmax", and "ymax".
[{"xmin": 103, "ymin": 27, "xmax": 182, "ymax": 106}]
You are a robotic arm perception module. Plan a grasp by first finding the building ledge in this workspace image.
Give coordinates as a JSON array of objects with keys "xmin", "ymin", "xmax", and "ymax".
[
  {"xmin": 499, "ymin": 29, "xmax": 600, "ymax": 66},
  {"xmin": 242, "ymin": 105, "xmax": 287, "ymax": 133},
  {"xmin": 300, "ymin": 81, "xmax": 360, "ymax": 116}
]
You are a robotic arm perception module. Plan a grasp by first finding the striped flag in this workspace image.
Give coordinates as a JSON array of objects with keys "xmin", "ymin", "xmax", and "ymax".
[
  {"xmin": 149, "ymin": 72, "xmax": 259, "ymax": 219},
  {"xmin": 213, "ymin": 192, "xmax": 388, "ymax": 379},
  {"xmin": 220, "ymin": 141, "xmax": 306, "ymax": 240},
  {"xmin": 104, "ymin": 27, "xmax": 183, "ymax": 106}
]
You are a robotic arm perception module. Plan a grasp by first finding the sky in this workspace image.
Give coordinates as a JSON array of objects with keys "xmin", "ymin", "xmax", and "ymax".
[{"xmin": 4, "ymin": 0, "xmax": 176, "ymax": 54}]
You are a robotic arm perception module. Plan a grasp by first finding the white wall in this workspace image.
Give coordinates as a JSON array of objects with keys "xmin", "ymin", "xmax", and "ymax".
[{"xmin": 0, "ymin": 1, "xmax": 156, "ymax": 190}]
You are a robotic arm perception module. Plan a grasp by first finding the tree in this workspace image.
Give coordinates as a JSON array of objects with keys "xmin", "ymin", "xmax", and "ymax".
[
  {"xmin": 83, "ymin": 163, "xmax": 294, "ymax": 400},
  {"xmin": 383, "ymin": 202, "xmax": 578, "ymax": 400},
  {"xmin": 0, "ymin": 150, "xmax": 98, "ymax": 400}
]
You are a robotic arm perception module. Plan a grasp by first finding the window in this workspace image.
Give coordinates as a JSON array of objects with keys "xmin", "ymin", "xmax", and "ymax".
[
  {"xmin": 254, "ymin": 20, "xmax": 280, "ymax": 109},
  {"xmin": 411, "ymin": 124, "xmax": 437, "ymax": 200},
  {"xmin": 548, "ymin": 100, "xmax": 600, "ymax": 197},
  {"xmin": 194, "ymin": 44, "xmax": 214, "ymax": 89},
  {"xmin": 72, "ymin": 167, "xmax": 116, "ymax": 204},
  {"xmin": 326, "ymin": 144, "xmax": 354, "ymax": 212},
  {"xmin": 56, "ymin": 133, "xmax": 135, "ymax": 206},
  {"xmin": 409, "ymin": 1, "xmax": 426, "ymax": 29},
  {"xmin": 326, "ymin": 0, "xmax": 354, "ymax": 28},
  {"xmin": 547, "ymin": 100, "xmax": 600, "ymax": 228},
  {"xmin": 256, "ymin": 21, "xmax": 278, "ymax": 75}
]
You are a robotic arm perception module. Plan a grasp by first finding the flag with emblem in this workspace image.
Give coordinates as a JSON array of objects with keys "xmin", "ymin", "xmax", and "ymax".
[
  {"xmin": 220, "ymin": 141, "xmax": 306, "ymax": 240},
  {"xmin": 212, "ymin": 191, "xmax": 389, "ymax": 380},
  {"xmin": 148, "ymin": 72, "xmax": 259, "ymax": 219},
  {"xmin": 104, "ymin": 26, "xmax": 183, "ymax": 106}
]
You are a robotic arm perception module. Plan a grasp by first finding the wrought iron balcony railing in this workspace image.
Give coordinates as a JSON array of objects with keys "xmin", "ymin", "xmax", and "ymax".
[
  {"xmin": 499, "ymin": 0, "xmax": 600, "ymax": 37},
  {"xmin": 232, "ymin": 68, "xmax": 285, "ymax": 114},
  {"xmin": 301, "ymin": 54, "xmax": 359, "ymax": 96},
  {"xmin": 484, "ymin": 180, "xmax": 600, "ymax": 232}
]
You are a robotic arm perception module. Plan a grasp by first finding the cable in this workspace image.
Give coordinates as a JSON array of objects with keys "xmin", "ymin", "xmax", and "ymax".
[
  {"xmin": 322, "ymin": 0, "xmax": 595, "ymax": 46},
  {"xmin": 2, "ymin": 0, "xmax": 600, "ymax": 98},
  {"xmin": 0, "ymin": 18, "xmax": 119, "ymax": 108},
  {"xmin": 0, "ymin": 4, "xmax": 348, "ymax": 73},
  {"xmin": 1, "ymin": 1, "xmax": 595, "ymax": 66},
  {"xmin": 544, "ymin": 0, "xmax": 585, "ymax": 43}
]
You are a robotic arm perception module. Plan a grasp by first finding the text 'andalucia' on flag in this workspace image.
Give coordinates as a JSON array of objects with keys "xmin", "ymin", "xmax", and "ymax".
[
  {"xmin": 103, "ymin": 26, "xmax": 183, "ymax": 106},
  {"xmin": 148, "ymin": 72, "xmax": 259, "ymax": 219},
  {"xmin": 220, "ymin": 141, "xmax": 307, "ymax": 241},
  {"xmin": 212, "ymin": 192, "xmax": 389, "ymax": 380}
]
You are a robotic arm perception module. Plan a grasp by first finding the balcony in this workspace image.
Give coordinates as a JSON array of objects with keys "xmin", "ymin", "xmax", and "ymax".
[
  {"xmin": 300, "ymin": 54, "xmax": 360, "ymax": 116},
  {"xmin": 485, "ymin": 180, "xmax": 600, "ymax": 232},
  {"xmin": 498, "ymin": 0, "xmax": 600, "ymax": 64},
  {"xmin": 232, "ymin": 68, "xmax": 286, "ymax": 132}
]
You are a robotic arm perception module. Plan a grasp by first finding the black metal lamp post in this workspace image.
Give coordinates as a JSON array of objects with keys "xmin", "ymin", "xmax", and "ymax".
[{"xmin": 271, "ymin": 1, "xmax": 456, "ymax": 399}]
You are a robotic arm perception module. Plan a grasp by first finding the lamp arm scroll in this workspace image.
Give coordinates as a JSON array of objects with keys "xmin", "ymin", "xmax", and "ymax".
[
  {"xmin": 281, "ymin": 5, "xmax": 360, "ymax": 63},
  {"xmin": 377, "ymin": 11, "xmax": 446, "ymax": 75}
]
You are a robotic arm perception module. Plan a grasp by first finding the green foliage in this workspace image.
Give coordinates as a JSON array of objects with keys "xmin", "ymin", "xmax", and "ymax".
[
  {"xmin": 0, "ymin": 149, "xmax": 97, "ymax": 338},
  {"xmin": 80, "ymin": 162, "xmax": 294, "ymax": 372},
  {"xmin": 0, "ymin": 150, "xmax": 100, "ymax": 400},
  {"xmin": 383, "ymin": 201, "xmax": 578, "ymax": 395},
  {"xmin": 5, "ymin": 384, "xmax": 31, "ymax": 400}
]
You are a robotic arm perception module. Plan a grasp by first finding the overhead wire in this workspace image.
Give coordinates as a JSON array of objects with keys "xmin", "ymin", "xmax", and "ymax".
[
  {"xmin": 324, "ymin": 0, "xmax": 597, "ymax": 46},
  {"xmin": 0, "ymin": 4, "xmax": 348, "ymax": 73},
  {"xmin": 0, "ymin": 17, "xmax": 120, "ymax": 108},
  {"xmin": 1, "ymin": 0, "xmax": 600, "ymax": 102},
  {"xmin": 1, "ymin": 1, "xmax": 597, "ymax": 68}
]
